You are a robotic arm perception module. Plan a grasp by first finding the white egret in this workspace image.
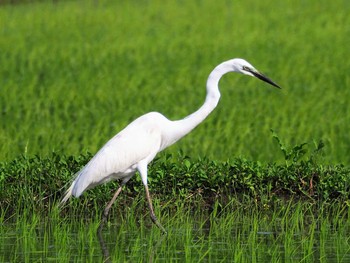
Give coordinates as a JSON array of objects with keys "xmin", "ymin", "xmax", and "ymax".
[{"xmin": 61, "ymin": 58, "xmax": 280, "ymax": 233}]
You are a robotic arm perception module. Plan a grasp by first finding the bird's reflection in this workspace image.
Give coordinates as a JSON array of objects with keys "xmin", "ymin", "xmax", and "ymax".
[
  {"xmin": 97, "ymin": 220, "xmax": 111, "ymax": 263},
  {"xmin": 97, "ymin": 219, "xmax": 167, "ymax": 263}
]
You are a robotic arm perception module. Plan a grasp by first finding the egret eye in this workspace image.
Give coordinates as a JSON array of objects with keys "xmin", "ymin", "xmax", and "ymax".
[{"xmin": 242, "ymin": 66, "xmax": 251, "ymax": 72}]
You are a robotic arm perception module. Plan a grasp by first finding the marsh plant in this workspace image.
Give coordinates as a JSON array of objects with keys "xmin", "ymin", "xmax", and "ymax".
[
  {"xmin": 1, "ymin": 199, "xmax": 350, "ymax": 262},
  {"xmin": 1, "ymin": 0, "xmax": 350, "ymax": 262}
]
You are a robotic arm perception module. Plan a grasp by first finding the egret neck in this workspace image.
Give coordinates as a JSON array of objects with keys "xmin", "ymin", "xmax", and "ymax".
[{"xmin": 166, "ymin": 61, "xmax": 234, "ymax": 145}]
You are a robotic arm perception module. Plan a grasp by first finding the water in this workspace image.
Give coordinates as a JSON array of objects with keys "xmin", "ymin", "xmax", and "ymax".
[{"xmin": 1, "ymin": 210, "xmax": 350, "ymax": 262}]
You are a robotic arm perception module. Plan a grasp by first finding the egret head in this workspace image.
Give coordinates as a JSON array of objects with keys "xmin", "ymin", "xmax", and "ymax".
[{"xmin": 231, "ymin": 58, "xmax": 281, "ymax": 89}]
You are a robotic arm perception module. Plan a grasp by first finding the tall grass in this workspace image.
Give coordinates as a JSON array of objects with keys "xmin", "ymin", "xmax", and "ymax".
[
  {"xmin": 2, "ymin": 147, "xmax": 350, "ymax": 217},
  {"xmin": 1, "ymin": 198, "xmax": 350, "ymax": 262},
  {"xmin": 0, "ymin": 0, "xmax": 349, "ymax": 164}
]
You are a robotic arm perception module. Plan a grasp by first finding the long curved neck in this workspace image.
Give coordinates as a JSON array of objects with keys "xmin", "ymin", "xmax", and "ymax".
[{"xmin": 166, "ymin": 61, "xmax": 234, "ymax": 146}]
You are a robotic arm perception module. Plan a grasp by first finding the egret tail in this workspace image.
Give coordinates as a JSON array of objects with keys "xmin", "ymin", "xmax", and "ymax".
[{"xmin": 60, "ymin": 181, "xmax": 75, "ymax": 205}]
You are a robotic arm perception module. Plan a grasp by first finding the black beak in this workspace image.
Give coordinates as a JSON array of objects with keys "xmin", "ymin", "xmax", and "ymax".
[
  {"xmin": 243, "ymin": 67, "xmax": 281, "ymax": 89},
  {"xmin": 251, "ymin": 71, "xmax": 281, "ymax": 89}
]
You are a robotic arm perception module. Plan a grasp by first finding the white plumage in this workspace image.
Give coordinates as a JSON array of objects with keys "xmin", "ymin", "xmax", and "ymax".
[{"xmin": 61, "ymin": 58, "xmax": 280, "ymax": 233}]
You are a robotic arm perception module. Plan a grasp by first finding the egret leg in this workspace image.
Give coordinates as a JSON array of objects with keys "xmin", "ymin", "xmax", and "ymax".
[
  {"xmin": 144, "ymin": 185, "xmax": 167, "ymax": 234},
  {"xmin": 102, "ymin": 185, "xmax": 123, "ymax": 220},
  {"xmin": 98, "ymin": 179, "xmax": 129, "ymax": 233}
]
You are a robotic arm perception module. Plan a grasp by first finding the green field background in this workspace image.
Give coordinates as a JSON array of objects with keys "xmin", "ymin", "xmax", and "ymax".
[{"xmin": 0, "ymin": 0, "xmax": 349, "ymax": 164}]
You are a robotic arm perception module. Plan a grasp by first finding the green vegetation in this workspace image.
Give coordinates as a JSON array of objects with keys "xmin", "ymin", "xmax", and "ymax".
[
  {"xmin": 1, "ymin": 136, "xmax": 350, "ymax": 218},
  {"xmin": 2, "ymin": 199, "xmax": 350, "ymax": 262},
  {"xmin": 1, "ymin": 0, "xmax": 350, "ymax": 261},
  {"xmin": 0, "ymin": 0, "xmax": 349, "ymax": 164}
]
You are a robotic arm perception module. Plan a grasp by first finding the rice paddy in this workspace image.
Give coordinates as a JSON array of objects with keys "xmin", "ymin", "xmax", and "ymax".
[
  {"xmin": 1, "ymin": 200, "xmax": 350, "ymax": 262},
  {"xmin": 1, "ymin": 0, "xmax": 350, "ymax": 262},
  {"xmin": 0, "ymin": 0, "xmax": 349, "ymax": 164}
]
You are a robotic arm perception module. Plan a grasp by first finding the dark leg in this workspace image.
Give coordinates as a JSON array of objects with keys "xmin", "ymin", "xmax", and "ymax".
[
  {"xmin": 144, "ymin": 185, "xmax": 167, "ymax": 234},
  {"xmin": 102, "ymin": 186, "xmax": 123, "ymax": 220},
  {"xmin": 98, "ymin": 181, "xmax": 127, "ymax": 233}
]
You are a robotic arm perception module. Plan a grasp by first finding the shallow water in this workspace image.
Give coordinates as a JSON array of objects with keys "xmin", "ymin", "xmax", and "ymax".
[
  {"xmin": 0, "ymin": 205, "xmax": 350, "ymax": 262},
  {"xmin": 1, "ymin": 210, "xmax": 350, "ymax": 263}
]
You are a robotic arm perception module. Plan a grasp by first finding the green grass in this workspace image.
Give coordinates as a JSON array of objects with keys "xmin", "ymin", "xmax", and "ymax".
[
  {"xmin": 2, "ymin": 198, "xmax": 350, "ymax": 262},
  {"xmin": 0, "ymin": 0, "xmax": 349, "ymax": 164},
  {"xmin": 1, "ymin": 144, "xmax": 350, "ymax": 218},
  {"xmin": 1, "ymin": 2, "xmax": 349, "ymax": 261}
]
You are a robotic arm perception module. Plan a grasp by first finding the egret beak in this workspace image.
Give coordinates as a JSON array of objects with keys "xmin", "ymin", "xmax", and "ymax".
[
  {"xmin": 252, "ymin": 71, "xmax": 281, "ymax": 89},
  {"xmin": 244, "ymin": 67, "xmax": 281, "ymax": 89}
]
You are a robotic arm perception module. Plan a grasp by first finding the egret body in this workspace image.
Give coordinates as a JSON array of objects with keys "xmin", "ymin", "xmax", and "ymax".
[{"xmin": 61, "ymin": 58, "xmax": 280, "ymax": 233}]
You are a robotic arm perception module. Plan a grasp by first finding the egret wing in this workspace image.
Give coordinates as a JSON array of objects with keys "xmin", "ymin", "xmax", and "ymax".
[{"xmin": 72, "ymin": 114, "xmax": 163, "ymax": 197}]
